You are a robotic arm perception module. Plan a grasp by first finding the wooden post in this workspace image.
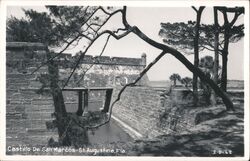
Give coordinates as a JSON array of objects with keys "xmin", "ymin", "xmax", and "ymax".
[
  {"xmin": 83, "ymin": 90, "xmax": 89, "ymax": 113},
  {"xmin": 102, "ymin": 89, "xmax": 113, "ymax": 112},
  {"xmin": 76, "ymin": 91, "xmax": 83, "ymax": 116}
]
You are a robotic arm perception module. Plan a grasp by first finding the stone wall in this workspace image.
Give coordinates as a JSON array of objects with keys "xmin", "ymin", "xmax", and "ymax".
[
  {"xmin": 6, "ymin": 42, "xmax": 57, "ymax": 146},
  {"xmin": 111, "ymin": 86, "xmax": 244, "ymax": 139},
  {"xmin": 6, "ymin": 42, "xmax": 148, "ymax": 147},
  {"xmin": 112, "ymin": 87, "xmax": 165, "ymax": 138},
  {"xmin": 54, "ymin": 51, "xmax": 148, "ymax": 88},
  {"xmin": 111, "ymin": 87, "xmax": 197, "ymax": 139}
]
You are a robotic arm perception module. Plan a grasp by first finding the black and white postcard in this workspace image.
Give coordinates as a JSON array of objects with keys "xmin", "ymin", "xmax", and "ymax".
[{"xmin": 0, "ymin": 0, "xmax": 249, "ymax": 161}]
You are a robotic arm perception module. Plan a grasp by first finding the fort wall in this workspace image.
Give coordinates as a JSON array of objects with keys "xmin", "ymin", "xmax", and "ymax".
[{"xmin": 6, "ymin": 42, "xmax": 148, "ymax": 146}]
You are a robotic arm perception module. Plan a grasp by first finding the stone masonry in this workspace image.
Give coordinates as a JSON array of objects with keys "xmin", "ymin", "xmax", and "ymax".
[
  {"xmin": 6, "ymin": 42, "xmax": 56, "ymax": 146},
  {"xmin": 6, "ymin": 42, "xmax": 148, "ymax": 147}
]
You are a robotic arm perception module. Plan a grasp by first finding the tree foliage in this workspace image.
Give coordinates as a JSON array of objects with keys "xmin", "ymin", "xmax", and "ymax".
[
  {"xmin": 7, "ymin": 12, "xmax": 53, "ymax": 44},
  {"xmin": 159, "ymin": 21, "xmax": 244, "ymax": 54},
  {"xmin": 159, "ymin": 7, "xmax": 244, "ymax": 93},
  {"xmin": 181, "ymin": 77, "xmax": 192, "ymax": 87},
  {"xmin": 159, "ymin": 21, "xmax": 195, "ymax": 53},
  {"xmin": 199, "ymin": 56, "xmax": 215, "ymax": 105},
  {"xmin": 169, "ymin": 73, "xmax": 181, "ymax": 87},
  {"xmin": 7, "ymin": 6, "xmax": 94, "ymax": 47},
  {"xmin": 218, "ymin": 7, "xmax": 244, "ymax": 91}
]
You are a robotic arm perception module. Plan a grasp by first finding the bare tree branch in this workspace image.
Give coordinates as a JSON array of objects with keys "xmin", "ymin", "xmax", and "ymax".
[
  {"xmin": 121, "ymin": 6, "xmax": 234, "ymax": 111},
  {"xmin": 99, "ymin": 7, "xmax": 123, "ymax": 16},
  {"xmin": 65, "ymin": 36, "xmax": 83, "ymax": 50},
  {"xmin": 62, "ymin": 28, "xmax": 132, "ymax": 88},
  {"xmin": 76, "ymin": 34, "xmax": 112, "ymax": 85},
  {"xmin": 217, "ymin": 7, "xmax": 244, "ymax": 13},
  {"xmin": 77, "ymin": 32, "xmax": 92, "ymax": 41},
  {"xmin": 199, "ymin": 45, "xmax": 215, "ymax": 52},
  {"xmin": 87, "ymin": 23, "xmax": 97, "ymax": 33},
  {"xmin": 192, "ymin": 6, "xmax": 198, "ymax": 13},
  {"xmin": 31, "ymin": 6, "xmax": 123, "ymax": 75},
  {"xmin": 229, "ymin": 11, "xmax": 243, "ymax": 26},
  {"xmin": 30, "ymin": 33, "xmax": 84, "ymax": 75}
]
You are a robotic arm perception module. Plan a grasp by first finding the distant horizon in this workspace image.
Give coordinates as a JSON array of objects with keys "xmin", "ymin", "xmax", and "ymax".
[
  {"xmin": 147, "ymin": 79, "xmax": 244, "ymax": 90},
  {"xmin": 148, "ymin": 79, "xmax": 244, "ymax": 82}
]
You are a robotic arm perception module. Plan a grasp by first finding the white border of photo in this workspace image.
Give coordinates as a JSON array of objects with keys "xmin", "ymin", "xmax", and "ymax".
[{"xmin": 0, "ymin": 0, "xmax": 249, "ymax": 161}]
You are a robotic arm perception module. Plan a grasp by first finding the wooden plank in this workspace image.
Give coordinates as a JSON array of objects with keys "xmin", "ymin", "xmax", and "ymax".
[
  {"xmin": 62, "ymin": 88, "xmax": 88, "ymax": 92},
  {"xmin": 88, "ymin": 87, "xmax": 113, "ymax": 91},
  {"xmin": 76, "ymin": 91, "xmax": 83, "ymax": 116},
  {"xmin": 63, "ymin": 87, "xmax": 113, "ymax": 91},
  {"xmin": 83, "ymin": 90, "xmax": 89, "ymax": 113},
  {"xmin": 102, "ymin": 89, "xmax": 113, "ymax": 113}
]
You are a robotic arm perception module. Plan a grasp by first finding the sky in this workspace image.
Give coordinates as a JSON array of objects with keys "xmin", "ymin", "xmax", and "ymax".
[{"xmin": 6, "ymin": 6, "xmax": 245, "ymax": 81}]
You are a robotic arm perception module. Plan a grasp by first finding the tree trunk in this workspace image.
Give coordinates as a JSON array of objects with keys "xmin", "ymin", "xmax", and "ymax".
[
  {"xmin": 193, "ymin": 6, "xmax": 205, "ymax": 106},
  {"xmin": 221, "ymin": 48, "xmax": 229, "ymax": 91},
  {"xmin": 211, "ymin": 7, "xmax": 219, "ymax": 105},
  {"xmin": 213, "ymin": 7, "xmax": 219, "ymax": 85},
  {"xmin": 130, "ymin": 26, "xmax": 234, "ymax": 111},
  {"xmin": 221, "ymin": 10, "xmax": 230, "ymax": 92},
  {"xmin": 47, "ymin": 51, "xmax": 71, "ymax": 146}
]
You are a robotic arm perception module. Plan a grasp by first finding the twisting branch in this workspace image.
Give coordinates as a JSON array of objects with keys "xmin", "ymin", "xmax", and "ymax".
[
  {"xmin": 87, "ymin": 22, "xmax": 103, "ymax": 27},
  {"xmin": 62, "ymin": 27, "xmax": 132, "ymax": 88},
  {"xmin": 81, "ymin": 7, "xmax": 124, "ymax": 37},
  {"xmin": 120, "ymin": 6, "xmax": 234, "ymax": 111},
  {"xmin": 86, "ymin": 51, "xmax": 167, "ymax": 129},
  {"xmin": 30, "ymin": 7, "xmax": 104, "ymax": 74},
  {"xmin": 85, "ymin": 23, "xmax": 98, "ymax": 33},
  {"xmin": 65, "ymin": 36, "xmax": 83, "ymax": 50},
  {"xmin": 77, "ymin": 32, "xmax": 93, "ymax": 41},
  {"xmin": 30, "ymin": 7, "xmax": 102, "ymax": 74},
  {"xmin": 93, "ymin": 8, "xmax": 124, "ymax": 36},
  {"xmin": 230, "ymin": 12, "xmax": 241, "ymax": 26},
  {"xmin": 30, "ymin": 6, "xmax": 123, "ymax": 75},
  {"xmin": 199, "ymin": 45, "xmax": 215, "ymax": 52},
  {"xmin": 30, "ymin": 33, "xmax": 84, "ymax": 75},
  {"xmin": 217, "ymin": 7, "xmax": 244, "ymax": 27},
  {"xmin": 99, "ymin": 7, "xmax": 123, "ymax": 16},
  {"xmin": 62, "ymin": 50, "xmax": 88, "ymax": 88},
  {"xmin": 76, "ymin": 34, "xmax": 112, "ymax": 85},
  {"xmin": 192, "ymin": 6, "xmax": 199, "ymax": 13}
]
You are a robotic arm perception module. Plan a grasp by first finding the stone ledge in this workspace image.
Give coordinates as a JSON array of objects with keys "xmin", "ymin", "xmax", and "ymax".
[{"xmin": 6, "ymin": 42, "xmax": 46, "ymax": 50}]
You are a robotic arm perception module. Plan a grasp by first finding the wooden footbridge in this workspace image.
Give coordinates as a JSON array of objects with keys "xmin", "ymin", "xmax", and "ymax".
[{"xmin": 62, "ymin": 87, "xmax": 113, "ymax": 116}]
